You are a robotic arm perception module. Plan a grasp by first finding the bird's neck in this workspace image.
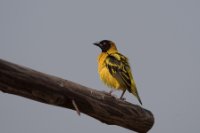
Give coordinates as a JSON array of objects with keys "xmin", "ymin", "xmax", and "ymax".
[{"xmin": 106, "ymin": 45, "xmax": 118, "ymax": 54}]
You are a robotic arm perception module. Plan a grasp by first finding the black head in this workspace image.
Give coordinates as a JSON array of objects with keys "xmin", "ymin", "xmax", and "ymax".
[{"xmin": 93, "ymin": 40, "xmax": 112, "ymax": 52}]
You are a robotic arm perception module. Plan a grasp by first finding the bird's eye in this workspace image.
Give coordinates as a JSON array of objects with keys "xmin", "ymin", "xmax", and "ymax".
[
  {"xmin": 99, "ymin": 43, "xmax": 104, "ymax": 47},
  {"xmin": 100, "ymin": 40, "xmax": 109, "ymax": 47},
  {"xmin": 103, "ymin": 42, "xmax": 107, "ymax": 45}
]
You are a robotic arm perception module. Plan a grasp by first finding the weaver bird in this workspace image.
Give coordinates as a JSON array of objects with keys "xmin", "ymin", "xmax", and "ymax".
[{"xmin": 94, "ymin": 40, "xmax": 142, "ymax": 105}]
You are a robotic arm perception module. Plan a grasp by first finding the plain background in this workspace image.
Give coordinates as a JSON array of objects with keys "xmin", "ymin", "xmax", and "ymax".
[{"xmin": 0, "ymin": 0, "xmax": 200, "ymax": 133}]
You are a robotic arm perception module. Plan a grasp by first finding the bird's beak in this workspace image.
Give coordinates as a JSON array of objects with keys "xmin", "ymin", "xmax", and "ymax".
[{"xmin": 93, "ymin": 42, "xmax": 100, "ymax": 47}]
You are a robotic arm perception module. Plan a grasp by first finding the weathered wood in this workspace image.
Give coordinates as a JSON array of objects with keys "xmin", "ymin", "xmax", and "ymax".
[{"xmin": 0, "ymin": 59, "xmax": 154, "ymax": 133}]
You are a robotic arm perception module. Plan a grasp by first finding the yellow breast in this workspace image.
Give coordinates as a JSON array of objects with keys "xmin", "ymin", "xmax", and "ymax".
[{"xmin": 97, "ymin": 53, "xmax": 121, "ymax": 89}]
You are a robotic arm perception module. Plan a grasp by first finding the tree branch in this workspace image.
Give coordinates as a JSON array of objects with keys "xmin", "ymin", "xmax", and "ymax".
[{"xmin": 0, "ymin": 59, "xmax": 154, "ymax": 133}]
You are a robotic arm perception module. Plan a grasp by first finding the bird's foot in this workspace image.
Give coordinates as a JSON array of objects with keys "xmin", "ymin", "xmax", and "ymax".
[
  {"xmin": 102, "ymin": 91, "xmax": 114, "ymax": 96},
  {"xmin": 108, "ymin": 90, "xmax": 113, "ymax": 95},
  {"xmin": 119, "ymin": 97, "xmax": 126, "ymax": 101},
  {"xmin": 102, "ymin": 90, "xmax": 118, "ymax": 99}
]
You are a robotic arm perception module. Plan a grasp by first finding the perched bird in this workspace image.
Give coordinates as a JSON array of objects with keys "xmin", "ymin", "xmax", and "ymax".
[{"xmin": 94, "ymin": 40, "xmax": 142, "ymax": 105}]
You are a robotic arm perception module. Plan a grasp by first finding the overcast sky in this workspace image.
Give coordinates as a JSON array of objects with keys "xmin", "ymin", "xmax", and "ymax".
[{"xmin": 0, "ymin": 0, "xmax": 200, "ymax": 133}]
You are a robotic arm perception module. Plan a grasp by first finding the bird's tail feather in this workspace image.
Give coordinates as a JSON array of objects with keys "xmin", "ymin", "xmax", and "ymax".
[
  {"xmin": 135, "ymin": 91, "xmax": 142, "ymax": 105},
  {"xmin": 131, "ymin": 86, "xmax": 142, "ymax": 105}
]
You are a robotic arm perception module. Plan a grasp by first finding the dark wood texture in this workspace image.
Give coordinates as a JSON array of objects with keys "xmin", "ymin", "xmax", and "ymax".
[{"xmin": 0, "ymin": 59, "xmax": 154, "ymax": 133}]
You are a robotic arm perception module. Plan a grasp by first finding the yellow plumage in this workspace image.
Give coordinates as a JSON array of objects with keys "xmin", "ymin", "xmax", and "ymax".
[
  {"xmin": 98, "ymin": 52, "xmax": 121, "ymax": 89},
  {"xmin": 94, "ymin": 40, "xmax": 142, "ymax": 105}
]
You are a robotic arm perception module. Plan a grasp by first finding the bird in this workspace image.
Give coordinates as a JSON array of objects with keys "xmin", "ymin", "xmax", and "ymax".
[{"xmin": 93, "ymin": 40, "xmax": 142, "ymax": 105}]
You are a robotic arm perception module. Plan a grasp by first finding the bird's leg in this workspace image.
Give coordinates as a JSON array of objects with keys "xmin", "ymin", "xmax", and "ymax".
[
  {"xmin": 108, "ymin": 90, "xmax": 113, "ymax": 95},
  {"xmin": 120, "ymin": 89, "xmax": 126, "ymax": 100}
]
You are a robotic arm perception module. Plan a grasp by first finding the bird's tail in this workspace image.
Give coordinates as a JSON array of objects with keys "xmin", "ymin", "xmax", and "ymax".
[
  {"xmin": 135, "ymin": 90, "xmax": 142, "ymax": 105},
  {"xmin": 128, "ymin": 69, "xmax": 142, "ymax": 105},
  {"xmin": 131, "ymin": 86, "xmax": 143, "ymax": 105}
]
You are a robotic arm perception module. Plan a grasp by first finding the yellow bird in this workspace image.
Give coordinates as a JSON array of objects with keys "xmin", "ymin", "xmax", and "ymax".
[{"xmin": 94, "ymin": 40, "xmax": 142, "ymax": 105}]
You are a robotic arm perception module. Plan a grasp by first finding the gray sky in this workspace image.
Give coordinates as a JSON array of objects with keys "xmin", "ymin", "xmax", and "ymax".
[{"xmin": 0, "ymin": 0, "xmax": 200, "ymax": 133}]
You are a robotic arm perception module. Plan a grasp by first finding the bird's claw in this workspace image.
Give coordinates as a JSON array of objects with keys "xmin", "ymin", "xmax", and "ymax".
[{"xmin": 119, "ymin": 97, "xmax": 126, "ymax": 101}]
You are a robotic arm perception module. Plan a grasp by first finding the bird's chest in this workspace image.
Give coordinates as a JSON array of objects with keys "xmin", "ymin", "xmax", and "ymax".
[
  {"xmin": 97, "ymin": 54, "xmax": 120, "ymax": 89},
  {"xmin": 97, "ymin": 54, "xmax": 106, "ymax": 72}
]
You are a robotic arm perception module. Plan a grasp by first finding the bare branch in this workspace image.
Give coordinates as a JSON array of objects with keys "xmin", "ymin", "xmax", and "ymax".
[{"xmin": 0, "ymin": 59, "xmax": 154, "ymax": 133}]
